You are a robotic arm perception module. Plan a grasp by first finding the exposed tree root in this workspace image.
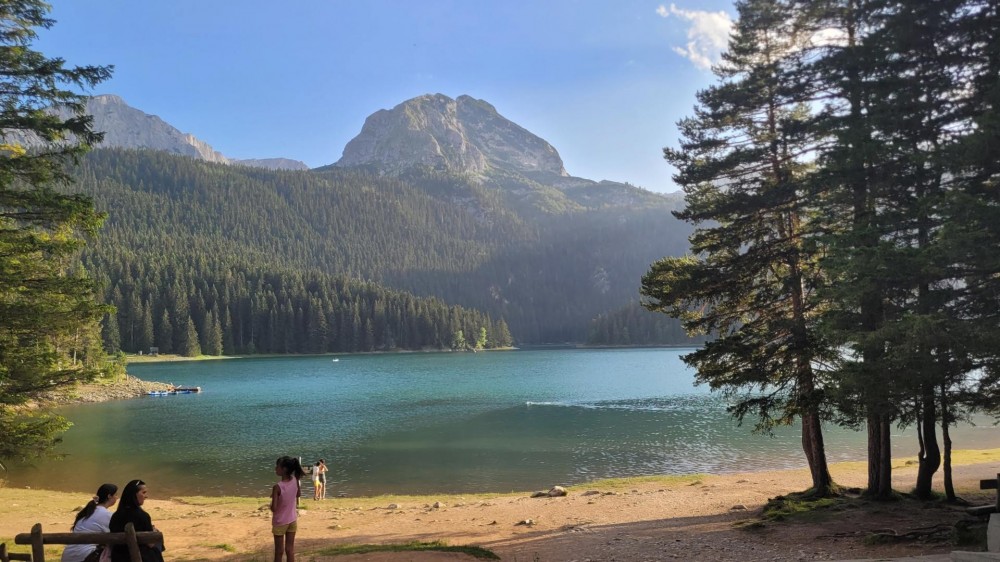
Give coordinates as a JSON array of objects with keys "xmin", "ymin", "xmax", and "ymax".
[
  {"xmin": 818, "ymin": 523, "xmax": 954, "ymax": 543},
  {"xmin": 866, "ymin": 524, "xmax": 955, "ymax": 543}
]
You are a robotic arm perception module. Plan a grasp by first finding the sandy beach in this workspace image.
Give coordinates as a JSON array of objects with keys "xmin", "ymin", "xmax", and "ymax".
[{"xmin": 3, "ymin": 452, "xmax": 999, "ymax": 562}]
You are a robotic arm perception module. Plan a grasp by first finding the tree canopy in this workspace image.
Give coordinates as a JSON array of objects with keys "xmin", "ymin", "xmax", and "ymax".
[
  {"xmin": 0, "ymin": 0, "xmax": 113, "ymax": 466},
  {"xmin": 644, "ymin": 0, "xmax": 1000, "ymax": 500}
]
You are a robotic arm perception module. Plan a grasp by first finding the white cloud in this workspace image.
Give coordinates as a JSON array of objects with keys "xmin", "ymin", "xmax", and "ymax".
[{"xmin": 657, "ymin": 3, "xmax": 733, "ymax": 70}]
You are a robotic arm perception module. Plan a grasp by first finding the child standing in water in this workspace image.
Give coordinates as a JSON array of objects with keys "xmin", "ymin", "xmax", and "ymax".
[
  {"xmin": 311, "ymin": 461, "xmax": 322, "ymax": 501},
  {"xmin": 270, "ymin": 456, "xmax": 304, "ymax": 562}
]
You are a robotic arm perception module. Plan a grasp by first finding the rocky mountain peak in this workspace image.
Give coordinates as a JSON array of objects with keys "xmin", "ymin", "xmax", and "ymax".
[
  {"xmin": 8, "ymin": 95, "xmax": 308, "ymax": 171},
  {"xmin": 67, "ymin": 95, "xmax": 230, "ymax": 164},
  {"xmin": 334, "ymin": 94, "xmax": 568, "ymax": 178}
]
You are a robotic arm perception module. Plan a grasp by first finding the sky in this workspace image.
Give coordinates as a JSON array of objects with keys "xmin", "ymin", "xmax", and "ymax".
[{"xmin": 37, "ymin": 1, "xmax": 736, "ymax": 194}]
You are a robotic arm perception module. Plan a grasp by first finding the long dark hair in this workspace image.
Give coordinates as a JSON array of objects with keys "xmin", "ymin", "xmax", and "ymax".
[
  {"xmin": 116, "ymin": 479, "xmax": 146, "ymax": 511},
  {"xmin": 276, "ymin": 456, "xmax": 305, "ymax": 479},
  {"xmin": 73, "ymin": 483, "xmax": 118, "ymax": 527}
]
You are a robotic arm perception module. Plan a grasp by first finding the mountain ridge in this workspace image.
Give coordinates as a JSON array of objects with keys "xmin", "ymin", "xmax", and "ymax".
[
  {"xmin": 22, "ymin": 94, "xmax": 310, "ymax": 171},
  {"xmin": 50, "ymin": 93, "xmax": 668, "ymax": 197}
]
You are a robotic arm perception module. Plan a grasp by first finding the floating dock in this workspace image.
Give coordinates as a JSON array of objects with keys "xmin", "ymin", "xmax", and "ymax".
[{"xmin": 146, "ymin": 386, "xmax": 202, "ymax": 396}]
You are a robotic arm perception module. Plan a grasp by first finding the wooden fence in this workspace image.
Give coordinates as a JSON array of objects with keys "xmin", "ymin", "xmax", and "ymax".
[{"xmin": 0, "ymin": 523, "xmax": 162, "ymax": 562}]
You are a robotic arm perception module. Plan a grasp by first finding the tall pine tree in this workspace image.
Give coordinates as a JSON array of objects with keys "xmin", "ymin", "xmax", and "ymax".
[
  {"xmin": 644, "ymin": 0, "xmax": 836, "ymax": 495},
  {"xmin": 0, "ymin": 0, "xmax": 112, "ymax": 466}
]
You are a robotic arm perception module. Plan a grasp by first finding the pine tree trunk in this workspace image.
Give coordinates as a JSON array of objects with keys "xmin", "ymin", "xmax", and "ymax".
[
  {"xmin": 866, "ymin": 414, "xmax": 882, "ymax": 496},
  {"xmin": 941, "ymin": 383, "xmax": 956, "ymax": 502},
  {"xmin": 802, "ymin": 411, "xmax": 833, "ymax": 496},
  {"xmin": 915, "ymin": 387, "xmax": 941, "ymax": 499},
  {"xmin": 879, "ymin": 414, "xmax": 893, "ymax": 498},
  {"xmin": 866, "ymin": 413, "xmax": 894, "ymax": 499}
]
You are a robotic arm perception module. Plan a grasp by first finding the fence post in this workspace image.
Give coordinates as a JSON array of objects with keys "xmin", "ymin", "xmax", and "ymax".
[
  {"xmin": 29, "ymin": 524, "xmax": 44, "ymax": 562},
  {"xmin": 995, "ymin": 473, "xmax": 1000, "ymax": 514},
  {"xmin": 123, "ymin": 523, "xmax": 141, "ymax": 562}
]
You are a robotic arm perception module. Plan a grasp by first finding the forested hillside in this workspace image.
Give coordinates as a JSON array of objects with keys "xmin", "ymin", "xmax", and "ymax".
[
  {"xmin": 70, "ymin": 149, "xmax": 691, "ymax": 353},
  {"xmin": 587, "ymin": 301, "xmax": 708, "ymax": 347}
]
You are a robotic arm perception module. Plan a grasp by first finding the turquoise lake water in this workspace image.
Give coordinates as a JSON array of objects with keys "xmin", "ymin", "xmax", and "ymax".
[{"xmin": 7, "ymin": 348, "xmax": 999, "ymax": 498}]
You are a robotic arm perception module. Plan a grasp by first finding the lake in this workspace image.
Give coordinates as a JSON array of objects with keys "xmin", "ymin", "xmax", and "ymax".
[{"xmin": 6, "ymin": 348, "xmax": 999, "ymax": 498}]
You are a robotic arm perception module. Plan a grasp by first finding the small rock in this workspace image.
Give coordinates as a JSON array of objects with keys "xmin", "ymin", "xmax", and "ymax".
[
  {"xmin": 432, "ymin": 501, "xmax": 445, "ymax": 509},
  {"xmin": 582, "ymin": 490, "xmax": 601, "ymax": 496},
  {"xmin": 731, "ymin": 504, "xmax": 748, "ymax": 511},
  {"xmin": 516, "ymin": 518, "xmax": 534, "ymax": 526},
  {"xmin": 548, "ymin": 486, "xmax": 568, "ymax": 497},
  {"xmin": 387, "ymin": 503, "xmax": 399, "ymax": 509}
]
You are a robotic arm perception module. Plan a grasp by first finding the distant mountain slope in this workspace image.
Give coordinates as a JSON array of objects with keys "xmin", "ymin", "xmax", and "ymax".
[
  {"xmin": 71, "ymin": 149, "xmax": 691, "ymax": 343},
  {"xmin": 233, "ymin": 158, "xmax": 310, "ymax": 171},
  {"xmin": 34, "ymin": 92, "xmax": 693, "ymax": 344}
]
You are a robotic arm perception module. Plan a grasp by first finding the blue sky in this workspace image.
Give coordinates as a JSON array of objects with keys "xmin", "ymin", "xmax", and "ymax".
[{"xmin": 38, "ymin": 1, "xmax": 735, "ymax": 194}]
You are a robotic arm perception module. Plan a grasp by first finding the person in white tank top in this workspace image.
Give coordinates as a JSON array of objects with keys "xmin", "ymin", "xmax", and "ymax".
[{"xmin": 62, "ymin": 483, "xmax": 118, "ymax": 562}]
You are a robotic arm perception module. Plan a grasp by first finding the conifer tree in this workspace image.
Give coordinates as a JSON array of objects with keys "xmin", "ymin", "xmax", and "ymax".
[
  {"xmin": 156, "ymin": 309, "xmax": 174, "ymax": 354},
  {"xmin": 790, "ymin": 0, "xmax": 981, "ymax": 499},
  {"xmin": 179, "ymin": 316, "xmax": 201, "ymax": 357},
  {"xmin": 644, "ymin": 0, "xmax": 836, "ymax": 495},
  {"xmin": 139, "ymin": 300, "xmax": 154, "ymax": 353},
  {"xmin": 937, "ymin": 0, "xmax": 1000, "ymax": 500},
  {"xmin": 0, "ymin": 0, "xmax": 112, "ymax": 466},
  {"xmin": 201, "ymin": 309, "xmax": 223, "ymax": 356},
  {"xmin": 101, "ymin": 310, "xmax": 121, "ymax": 354}
]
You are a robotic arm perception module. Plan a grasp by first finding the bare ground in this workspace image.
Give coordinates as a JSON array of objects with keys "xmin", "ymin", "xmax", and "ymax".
[{"xmin": 3, "ymin": 455, "xmax": 999, "ymax": 562}]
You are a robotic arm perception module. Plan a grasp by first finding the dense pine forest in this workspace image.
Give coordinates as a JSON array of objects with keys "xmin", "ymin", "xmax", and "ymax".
[
  {"xmin": 68, "ymin": 149, "xmax": 691, "ymax": 354},
  {"xmin": 587, "ymin": 301, "xmax": 708, "ymax": 347}
]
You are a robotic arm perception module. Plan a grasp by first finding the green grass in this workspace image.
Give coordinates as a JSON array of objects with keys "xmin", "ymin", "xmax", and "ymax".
[
  {"xmin": 760, "ymin": 493, "xmax": 847, "ymax": 522},
  {"xmin": 315, "ymin": 541, "xmax": 499, "ymax": 559}
]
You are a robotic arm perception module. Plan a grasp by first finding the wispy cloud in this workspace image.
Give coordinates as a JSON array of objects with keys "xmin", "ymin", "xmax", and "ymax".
[{"xmin": 657, "ymin": 4, "xmax": 733, "ymax": 70}]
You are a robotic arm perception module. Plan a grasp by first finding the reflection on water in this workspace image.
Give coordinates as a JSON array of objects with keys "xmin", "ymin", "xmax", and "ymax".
[{"xmin": 6, "ymin": 349, "xmax": 999, "ymax": 497}]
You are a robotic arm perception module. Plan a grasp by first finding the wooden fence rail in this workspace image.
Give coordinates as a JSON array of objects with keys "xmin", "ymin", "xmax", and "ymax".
[{"xmin": 0, "ymin": 523, "xmax": 163, "ymax": 562}]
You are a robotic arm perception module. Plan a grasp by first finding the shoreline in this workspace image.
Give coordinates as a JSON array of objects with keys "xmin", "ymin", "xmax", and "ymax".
[
  {"xmin": 9, "ymin": 448, "xmax": 1000, "ymax": 500},
  {"xmin": 3, "ymin": 456, "xmax": 998, "ymax": 561},
  {"xmin": 124, "ymin": 347, "xmax": 522, "ymax": 365}
]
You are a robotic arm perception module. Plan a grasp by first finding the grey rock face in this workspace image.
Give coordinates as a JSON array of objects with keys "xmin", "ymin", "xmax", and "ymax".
[
  {"xmin": 334, "ymin": 93, "xmax": 568, "ymax": 178},
  {"xmin": 68, "ymin": 95, "xmax": 231, "ymax": 163},
  {"xmin": 9, "ymin": 95, "xmax": 306, "ymax": 169}
]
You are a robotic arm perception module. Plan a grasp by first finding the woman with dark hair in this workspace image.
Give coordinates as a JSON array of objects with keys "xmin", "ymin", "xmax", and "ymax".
[
  {"xmin": 61, "ymin": 483, "xmax": 118, "ymax": 562},
  {"xmin": 109, "ymin": 480, "xmax": 164, "ymax": 562}
]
